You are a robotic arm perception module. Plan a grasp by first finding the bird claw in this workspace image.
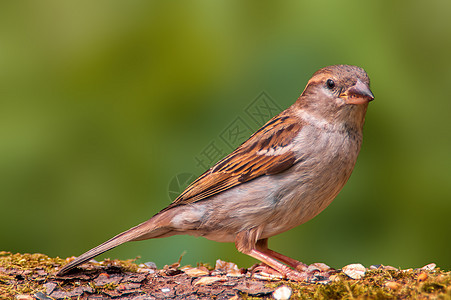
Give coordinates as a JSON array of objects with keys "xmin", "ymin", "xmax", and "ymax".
[
  {"xmin": 276, "ymin": 263, "xmax": 336, "ymax": 283},
  {"xmin": 253, "ymin": 264, "xmax": 328, "ymax": 283},
  {"xmin": 286, "ymin": 271, "xmax": 333, "ymax": 284},
  {"xmin": 285, "ymin": 270, "xmax": 310, "ymax": 282},
  {"xmin": 251, "ymin": 264, "xmax": 285, "ymax": 280},
  {"xmin": 294, "ymin": 262, "xmax": 309, "ymax": 272}
]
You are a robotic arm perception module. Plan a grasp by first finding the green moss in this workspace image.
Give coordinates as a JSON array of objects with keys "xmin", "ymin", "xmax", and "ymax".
[
  {"xmin": 0, "ymin": 252, "xmax": 138, "ymax": 298},
  {"xmin": 264, "ymin": 268, "xmax": 451, "ymax": 300},
  {"xmin": 0, "ymin": 251, "xmax": 65, "ymax": 273},
  {"xmin": 0, "ymin": 251, "xmax": 65, "ymax": 298}
]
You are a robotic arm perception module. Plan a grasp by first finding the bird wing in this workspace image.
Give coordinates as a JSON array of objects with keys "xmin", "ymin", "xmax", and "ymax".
[{"xmin": 161, "ymin": 112, "xmax": 302, "ymax": 212}]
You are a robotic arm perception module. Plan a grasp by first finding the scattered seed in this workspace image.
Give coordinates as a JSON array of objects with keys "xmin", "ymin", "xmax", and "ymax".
[
  {"xmin": 342, "ymin": 263, "xmax": 366, "ymax": 280},
  {"xmin": 385, "ymin": 281, "xmax": 400, "ymax": 290},
  {"xmin": 194, "ymin": 276, "xmax": 226, "ymax": 286},
  {"xmin": 418, "ymin": 273, "xmax": 428, "ymax": 281},
  {"xmin": 183, "ymin": 267, "xmax": 210, "ymax": 277},
  {"xmin": 215, "ymin": 259, "xmax": 239, "ymax": 272},
  {"xmin": 15, "ymin": 295, "xmax": 34, "ymax": 300},
  {"xmin": 226, "ymin": 269, "xmax": 244, "ymax": 277},
  {"xmin": 421, "ymin": 263, "xmax": 436, "ymax": 271}
]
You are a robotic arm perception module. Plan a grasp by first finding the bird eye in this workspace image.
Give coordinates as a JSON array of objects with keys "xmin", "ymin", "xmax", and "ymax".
[{"xmin": 326, "ymin": 79, "xmax": 335, "ymax": 89}]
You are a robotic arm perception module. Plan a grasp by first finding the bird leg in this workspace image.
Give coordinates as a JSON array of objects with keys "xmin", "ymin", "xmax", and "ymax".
[
  {"xmin": 251, "ymin": 239, "xmax": 335, "ymax": 283},
  {"xmin": 235, "ymin": 232, "xmax": 309, "ymax": 281},
  {"xmin": 255, "ymin": 239, "xmax": 308, "ymax": 272},
  {"xmin": 246, "ymin": 248, "xmax": 310, "ymax": 281}
]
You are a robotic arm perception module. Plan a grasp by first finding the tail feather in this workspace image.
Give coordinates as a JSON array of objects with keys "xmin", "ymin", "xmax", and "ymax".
[{"xmin": 57, "ymin": 217, "xmax": 170, "ymax": 276}]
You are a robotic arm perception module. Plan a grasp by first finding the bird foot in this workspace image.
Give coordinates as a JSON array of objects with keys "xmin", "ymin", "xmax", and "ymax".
[
  {"xmin": 251, "ymin": 264, "xmax": 285, "ymax": 280},
  {"xmin": 252, "ymin": 263, "xmax": 336, "ymax": 284},
  {"xmin": 301, "ymin": 263, "xmax": 337, "ymax": 284}
]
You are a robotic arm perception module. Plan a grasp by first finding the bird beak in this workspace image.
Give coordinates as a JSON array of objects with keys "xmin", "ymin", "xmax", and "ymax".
[{"xmin": 340, "ymin": 79, "xmax": 374, "ymax": 105}]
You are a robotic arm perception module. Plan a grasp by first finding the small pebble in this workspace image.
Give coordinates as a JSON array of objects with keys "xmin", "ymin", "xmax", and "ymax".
[
  {"xmin": 137, "ymin": 261, "xmax": 157, "ymax": 274},
  {"xmin": 385, "ymin": 281, "xmax": 400, "ymax": 290},
  {"xmin": 418, "ymin": 273, "xmax": 428, "ymax": 281},
  {"xmin": 138, "ymin": 262, "xmax": 157, "ymax": 269},
  {"xmin": 370, "ymin": 264, "xmax": 382, "ymax": 270},
  {"xmin": 273, "ymin": 285, "xmax": 292, "ymax": 300},
  {"xmin": 215, "ymin": 259, "xmax": 239, "ymax": 272},
  {"xmin": 34, "ymin": 292, "xmax": 52, "ymax": 300},
  {"xmin": 44, "ymin": 282, "xmax": 57, "ymax": 294},
  {"xmin": 161, "ymin": 288, "xmax": 171, "ymax": 293},
  {"xmin": 342, "ymin": 263, "xmax": 366, "ymax": 280}
]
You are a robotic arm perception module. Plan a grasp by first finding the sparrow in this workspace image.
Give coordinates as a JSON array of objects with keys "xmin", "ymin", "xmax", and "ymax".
[{"xmin": 57, "ymin": 65, "xmax": 374, "ymax": 281}]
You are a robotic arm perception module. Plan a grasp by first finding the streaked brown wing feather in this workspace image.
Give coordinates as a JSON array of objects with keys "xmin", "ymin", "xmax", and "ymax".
[{"xmin": 161, "ymin": 112, "xmax": 302, "ymax": 212}]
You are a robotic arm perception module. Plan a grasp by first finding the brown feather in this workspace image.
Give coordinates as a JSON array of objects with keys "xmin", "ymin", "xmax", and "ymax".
[{"xmin": 160, "ymin": 111, "xmax": 303, "ymax": 212}]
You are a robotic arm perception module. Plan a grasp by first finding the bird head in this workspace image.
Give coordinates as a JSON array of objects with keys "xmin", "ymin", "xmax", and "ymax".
[{"xmin": 298, "ymin": 64, "xmax": 374, "ymax": 130}]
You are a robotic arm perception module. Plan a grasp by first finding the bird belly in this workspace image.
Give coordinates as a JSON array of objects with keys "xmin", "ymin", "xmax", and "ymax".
[
  {"xmin": 259, "ymin": 128, "xmax": 362, "ymax": 238},
  {"xmin": 168, "ymin": 128, "xmax": 361, "ymax": 243}
]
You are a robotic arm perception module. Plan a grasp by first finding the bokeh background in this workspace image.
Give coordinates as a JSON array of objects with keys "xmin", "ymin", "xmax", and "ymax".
[{"xmin": 1, "ymin": 1, "xmax": 450, "ymax": 271}]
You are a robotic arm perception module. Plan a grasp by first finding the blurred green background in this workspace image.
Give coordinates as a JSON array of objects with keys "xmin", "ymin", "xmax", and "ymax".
[{"xmin": 1, "ymin": 1, "xmax": 450, "ymax": 271}]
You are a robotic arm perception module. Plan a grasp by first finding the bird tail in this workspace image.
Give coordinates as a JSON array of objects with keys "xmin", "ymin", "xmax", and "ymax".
[{"xmin": 57, "ymin": 214, "xmax": 172, "ymax": 276}]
